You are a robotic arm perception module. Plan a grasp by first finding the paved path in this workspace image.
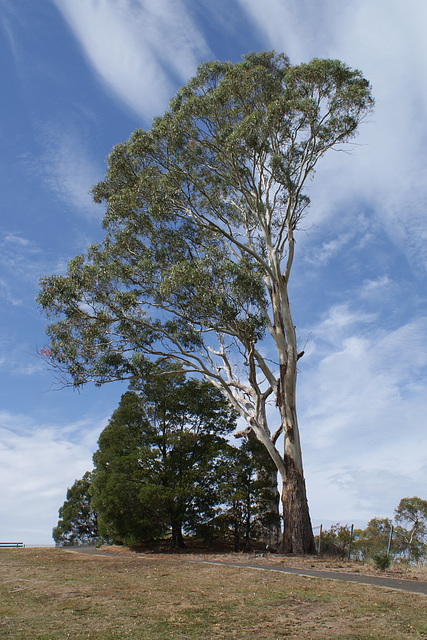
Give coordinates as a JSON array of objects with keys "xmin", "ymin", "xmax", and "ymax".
[
  {"xmin": 196, "ymin": 559, "xmax": 427, "ymax": 597},
  {"xmin": 66, "ymin": 547, "xmax": 427, "ymax": 597}
]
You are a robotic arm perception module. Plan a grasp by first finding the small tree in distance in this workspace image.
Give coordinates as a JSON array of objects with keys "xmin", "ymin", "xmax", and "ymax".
[
  {"xmin": 39, "ymin": 51, "xmax": 374, "ymax": 554},
  {"xmin": 315, "ymin": 523, "xmax": 353, "ymax": 559},
  {"xmin": 352, "ymin": 518, "xmax": 394, "ymax": 561},
  {"xmin": 395, "ymin": 497, "xmax": 427, "ymax": 562}
]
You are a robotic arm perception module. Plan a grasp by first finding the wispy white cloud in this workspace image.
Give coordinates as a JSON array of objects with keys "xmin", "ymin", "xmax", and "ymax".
[
  {"xmin": 359, "ymin": 275, "xmax": 392, "ymax": 298},
  {"xmin": 309, "ymin": 303, "xmax": 378, "ymax": 349},
  {"xmin": 299, "ymin": 306, "xmax": 427, "ymax": 522},
  {"xmin": 0, "ymin": 232, "xmax": 44, "ymax": 297},
  {"xmin": 3, "ymin": 233, "xmax": 30, "ymax": 246},
  {"xmin": 13, "ymin": 361, "xmax": 45, "ymax": 376},
  {"xmin": 238, "ymin": 0, "xmax": 340, "ymax": 63},
  {"xmin": 0, "ymin": 231, "xmax": 69, "ymax": 383},
  {"xmin": 52, "ymin": 0, "xmax": 210, "ymax": 121},
  {"xmin": 0, "ymin": 339, "xmax": 46, "ymax": 378},
  {"xmin": 0, "ymin": 278, "xmax": 22, "ymax": 306},
  {"xmin": 0, "ymin": 0, "xmax": 25, "ymax": 62},
  {"xmin": 22, "ymin": 126, "xmax": 103, "ymax": 220},
  {"xmin": 373, "ymin": 319, "xmax": 427, "ymax": 385},
  {"xmin": 0, "ymin": 411, "xmax": 108, "ymax": 545},
  {"xmin": 0, "ymin": 230, "xmax": 70, "ymax": 311},
  {"xmin": 305, "ymin": 230, "xmax": 357, "ymax": 267}
]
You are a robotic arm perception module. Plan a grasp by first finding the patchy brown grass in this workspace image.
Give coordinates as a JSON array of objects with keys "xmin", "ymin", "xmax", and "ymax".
[
  {"xmin": 102, "ymin": 542, "xmax": 427, "ymax": 581},
  {"xmin": 1, "ymin": 547, "xmax": 426, "ymax": 640}
]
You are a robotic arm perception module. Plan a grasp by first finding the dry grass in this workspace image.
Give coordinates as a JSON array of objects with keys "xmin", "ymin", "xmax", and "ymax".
[{"xmin": 1, "ymin": 547, "xmax": 426, "ymax": 640}]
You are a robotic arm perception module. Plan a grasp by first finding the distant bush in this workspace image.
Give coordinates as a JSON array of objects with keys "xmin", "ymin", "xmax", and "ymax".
[
  {"xmin": 315, "ymin": 524, "xmax": 353, "ymax": 559},
  {"xmin": 372, "ymin": 550, "xmax": 392, "ymax": 571}
]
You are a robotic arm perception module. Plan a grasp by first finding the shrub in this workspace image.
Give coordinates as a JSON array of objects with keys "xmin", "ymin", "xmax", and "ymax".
[{"xmin": 372, "ymin": 550, "xmax": 392, "ymax": 570}]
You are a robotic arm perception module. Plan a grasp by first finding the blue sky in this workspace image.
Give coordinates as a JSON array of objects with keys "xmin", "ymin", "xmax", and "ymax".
[{"xmin": 0, "ymin": 0, "xmax": 426, "ymax": 546}]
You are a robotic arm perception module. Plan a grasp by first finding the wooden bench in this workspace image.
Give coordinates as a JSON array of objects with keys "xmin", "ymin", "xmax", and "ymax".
[{"xmin": 0, "ymin": 542, "xmax": 25, "ymax": 548}]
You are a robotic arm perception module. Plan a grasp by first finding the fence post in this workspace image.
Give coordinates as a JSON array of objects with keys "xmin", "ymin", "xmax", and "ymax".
[
  {"xmin": 387, "ymin": 524, "xmax": 394, "ymax": 555},
  {"xmin": 347, "ymin": 524, "xmax": 354, "ymax": 560},
  {"xmin": 317, "ymin": 524, "xmax": 322, "ymax": 554}
]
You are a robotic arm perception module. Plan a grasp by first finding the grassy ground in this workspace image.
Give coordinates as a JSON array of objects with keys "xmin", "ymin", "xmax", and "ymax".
[{"xmin": 1, "ymin": 547, "xmax": 426, "ymax": 640}]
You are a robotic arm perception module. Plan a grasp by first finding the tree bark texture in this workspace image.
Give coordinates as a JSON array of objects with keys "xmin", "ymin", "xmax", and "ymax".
[
  {"xmin": 273, "ymin": 312, "xmax": 315, "ymax": 554},
  {"xmin": 281, "ymin": 459, "xmax": 316, "ymax": 555}
]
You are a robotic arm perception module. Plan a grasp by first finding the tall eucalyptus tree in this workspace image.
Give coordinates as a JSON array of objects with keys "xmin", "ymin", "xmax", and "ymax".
[{"xmin": 38, "ymin": 51, "xmax": 373, "ymax": 553}]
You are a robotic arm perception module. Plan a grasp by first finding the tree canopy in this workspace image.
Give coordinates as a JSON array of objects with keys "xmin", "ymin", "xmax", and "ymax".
[
  {"xmin": 215, "ymin": 438, "xmax": 281, "ymax": 552},
  {"xmin": 52, "ymin": 368, "xmax": 282, "ymax": 550},
  {"xmin": 394, "ymin": 496, "xmax": 427, "ymax": 561},
  {"xmin": 39, "ymin": 51, "xmax": 373, "ymax": 554},
  {"xmin": 52, "ymin": 472, "xmax": 98, "ymax": 546},
  {"xmin": 90, "ymin": 364, "xmax": 237, "ymax": 547}
]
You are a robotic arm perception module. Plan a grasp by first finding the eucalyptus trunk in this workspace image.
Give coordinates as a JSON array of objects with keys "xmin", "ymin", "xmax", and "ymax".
[
  {"xmin": 276, "ymin": 347, "xmax": 316, "ymax": 554},
  {"xmin": 280, "ymin": 465, "xmax": 315, "ymax": 554},
  {"xmin": 268, "ymin": 240, "xmax": 316, "ymax": 554}
]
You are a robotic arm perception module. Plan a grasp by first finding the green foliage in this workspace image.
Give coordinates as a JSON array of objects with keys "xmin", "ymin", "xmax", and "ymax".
[
  {"xmin": 394, "ymin": 496, "xmax": 427, "ymax": 562},
  {"xmin": 316, "ymin": 523, "xmax": 353, "ymax": 559},
  {"xmin": 372, "ymin": 550, "xmax": 392, "ymax": 571},
  {"xmin": 318, "ymin": 498, "xmax": 427, "ymax": 565},
  {"xmin": 353, "ymin": 518, "xmax": 394, "ymax": 560},
  {"xmin": 212, "ymin": 438, "xmax": 280, "ymax": 551},
  {"xmin": 52, "ymin": 472, "xmax": 98, "ymax": 546},
  {"xmin": 37, "ymin": 50, "xmax": 373, "ymax": 394},
  {"xmin": 90, "ymin": 364, "xmax": 238, "ymax": 546},
  {"xmin": 354, "ymin": 500, "xmax": 427, "ymax": 564}
]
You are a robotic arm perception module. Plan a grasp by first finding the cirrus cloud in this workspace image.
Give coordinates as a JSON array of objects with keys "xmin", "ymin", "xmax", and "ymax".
[{"xmin": 52, "ymin": 0, "xmax": 211, "ymax": 121}]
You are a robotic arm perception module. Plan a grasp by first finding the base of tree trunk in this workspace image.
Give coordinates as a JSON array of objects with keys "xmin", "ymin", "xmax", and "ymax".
[
  {"xmin": 280, "ymin": 463, "xmax": 316, "ymax": 555},
  {"xmin": 171, "ymin": 524, "xmax": 186, "ymax": 549}
]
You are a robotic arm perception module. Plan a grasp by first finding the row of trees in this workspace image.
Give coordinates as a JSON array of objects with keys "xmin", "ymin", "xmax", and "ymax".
[
  {"xmin": 316, "ymin": 497, "xmax": 427, "ymax": 565},
  {"xmin": 53, "ymin": 368, "xmax": 280, "ymax": 550},
  {"xmin": 53, "ymin": 365, "xmax": 426, "ymax": 563}
]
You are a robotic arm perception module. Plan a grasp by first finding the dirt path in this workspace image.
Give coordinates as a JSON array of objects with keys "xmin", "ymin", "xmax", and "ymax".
[{"xmin": 66, "ymin": 547, "xmax": 427, "ymax": 597}]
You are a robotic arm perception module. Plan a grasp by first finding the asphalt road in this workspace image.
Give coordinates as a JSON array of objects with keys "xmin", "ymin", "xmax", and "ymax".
[{"xmin": 66, "ymin": 547, "xmax": 427, "ymax": 597}]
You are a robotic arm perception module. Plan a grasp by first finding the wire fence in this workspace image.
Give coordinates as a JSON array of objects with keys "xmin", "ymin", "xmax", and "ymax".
[
  {"xmin": 313, "ymin": 523, "xmax": 395, "ymax": 559},
  {"xmin": 314, "ymin": 523, "xmax": 355, "ymax": 557}
]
